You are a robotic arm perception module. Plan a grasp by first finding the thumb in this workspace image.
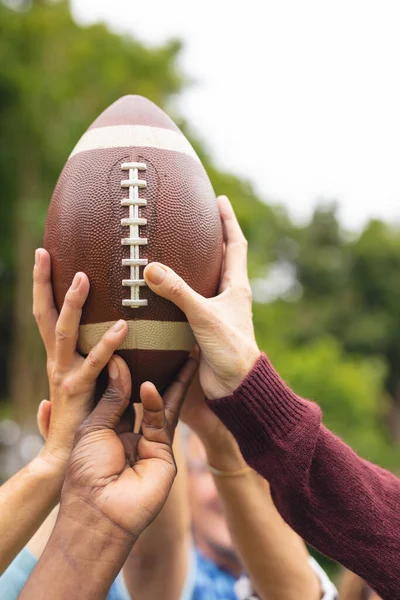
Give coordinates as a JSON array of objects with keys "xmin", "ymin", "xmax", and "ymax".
[
  {"xmin": 77, "ymin": 356, "xmax": 131, "ymax": 439},
  {"xmin": 144, "ymin": 263, "xmax": 203, "ymax": 318}
]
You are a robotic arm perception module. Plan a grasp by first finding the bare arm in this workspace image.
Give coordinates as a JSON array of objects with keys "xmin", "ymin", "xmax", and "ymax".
[
  {"xmin": 20, "ymin": 508, "xmax": 133, "ymax": 600},
  {"xmin": 208, "ymin": 364, "xmax": 397, "ymax": 600},
  {"xmin": 19, "ymin": 354, "xmax": 197, "ymax": 600},
  {"xmin": 146, "ymin": 195, "xmax": 397, "ymax": 598},
  {"xmin": 24, "ymin": 428, "xmax": 193, "ymax": 600},
  {"xmin": 205, "ymin": 433, "xmax": 320, "ymax": 600},
  {"xmin": 181, "ymin": 374, "xmax": 321, "ymax": 600},
  {"xmin": 122, "ymin": 428, "xmax": 192, "ymax": 600},
  {"xmin": 26, "ymin": 506, "xmax": 59, "ymax": 560},
  {"xmin": 0, "ymin": 456, "xmax": 63, "ymax": 574},
  {"xmin": 0, "ymin": 250, "xmax": 127, "ymax": 575}
]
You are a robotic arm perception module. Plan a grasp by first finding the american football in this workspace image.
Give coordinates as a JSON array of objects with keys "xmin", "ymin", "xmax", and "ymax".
[{"xmin": 44, "ymin": 95, "xmax": 223, "ymax": 401}]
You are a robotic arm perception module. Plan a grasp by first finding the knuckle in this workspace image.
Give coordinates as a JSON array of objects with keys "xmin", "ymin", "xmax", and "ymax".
[
  {"xmin": 50, "ymin": 368, "xmax": 64, "ymax": 388},
  {"xmin": 86, "ymin": 349, "xmax": 101, "ymax": 370},
  {"xmin": 141, "ymin": 404, "xmax": 167, "ymax": 431},
  {"xmin": 142, "ymin": 416, "xmax": 164, "ymax": 433},
  {"xmin": 104, "ymin": 385, "xmax": 127, "ymax": 407},
  {"xmin": 102, "ymin": 331, "xmax": 117, "ymax": 350},
  {"xmin": 32, "ymin": 308, "xmax": 42, "ymax": 325},
  {"xmin": 61, "ymin": 376, "xmax": 76, "ymax": 396},
  {"xmin": 232, "ymin": 238, "xmax": 248, "ymax": 252},
  {"xmin": 166, "ymin": 406, "xmax": 179, "ymax": 427},
  {"xmin": 55, "ymin": 326, "xmax": 71, "ymax": 343},
  {"xmin": 223, "ymin": 273, "xmax": 234, "ymax": 288},
  {"xmin": 63, "ymin": 293, "xmax": 79, "ymax": 309},
  {"xmin": 237, "ymin": 283, "xmax": 253, "ymax": 302},
  {"xmin": 169, "ymin": 277, "xmax": 185, "ymax": 299}
]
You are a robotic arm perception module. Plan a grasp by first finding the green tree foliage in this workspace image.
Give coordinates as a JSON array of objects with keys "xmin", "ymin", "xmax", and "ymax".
[
  {"xmin": 0, "ymin": 0, "xmax": 398, "ymax": 485},
  {"xmin": 267, "ymin": 204, "xmax": 400, "ymax": 447},
  {"xmin": 274, "ymin": 340, "xmax": 394, "ymax": 467},
  {"xmin": 0, "ymin": 0, "xmax": 184, "ymax": 418},
  {"xmin": 1, "ymin": 2, "xmax": 399, "ymax": 583}
]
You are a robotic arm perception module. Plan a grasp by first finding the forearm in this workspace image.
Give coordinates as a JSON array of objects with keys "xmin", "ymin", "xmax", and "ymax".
[
  {"xmin": 207, "ymin": 353, "xmax": 400, "ymax": 599},
  {"xmin": 204, "ymin": 435, "xmax": 320, "ymax": 600},
  {"xmin": 19, "ymin": 501, "xmax": 134, "ymax": 600},
  {"xmin": 123, "ymin": 432, "xmax": 191, "ymax": 600},
  {"xmin": 27, "ymin": 505, "xmax": 59, "ymax": 559},
  {"xmin": 0, "ymin": 455, "xmax": 63, "ymax": 574}
]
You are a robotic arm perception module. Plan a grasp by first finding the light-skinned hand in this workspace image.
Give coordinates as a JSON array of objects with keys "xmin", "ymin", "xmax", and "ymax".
[
  {"xmin": 33, "ymin": 248, "xmax": 128, "ymax": 473},
  {"xmin": 144, "ymin": 195, "xmax": 260, "ymax": 400}
]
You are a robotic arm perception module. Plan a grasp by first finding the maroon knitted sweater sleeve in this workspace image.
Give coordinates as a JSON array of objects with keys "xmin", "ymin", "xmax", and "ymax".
[{"xmin": 206, "ymin": 353, "xmax": 399, "ymax": 600}]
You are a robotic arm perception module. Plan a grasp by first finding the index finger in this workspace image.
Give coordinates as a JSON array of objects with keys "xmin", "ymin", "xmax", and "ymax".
[
  {"xmin": 162, "ymin": 354, "xmax": 199, "ymax": 432},
  {"xmin": 217, "ymin": 196, "xmax": 249, "ymax": 290},
  {"xmin": 32, "ymin": 249, "xmax": 59, "ymax": 359}
]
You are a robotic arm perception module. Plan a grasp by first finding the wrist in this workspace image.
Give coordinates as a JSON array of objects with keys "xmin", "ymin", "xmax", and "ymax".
[
  {"xmin": 204, "ymin": 434, "xmax": 247, "ymax": 473},
  {"xmin": 55, "ymin": 497, "xmax": 136, "ymax": 576},
  {"xmin": 59, "ymin": 495, "xmax": 136, "ymax": 547},
  {"xmin": 191, "ymin": 417, "xmax": 234, "ymax": 449},
  {"xmin": 24, "ymin": 501, "xmax": 135, "ymax": 600},
  {"xmin": 37, "ymin": 446, "xmax": 69, "ymax": 475},
  {"xmin": 231, "ymin": 344, "xmax": 261, "ymax": 394},
  {"xmin": 40, "ymin": 435, "xmax": 76, "ymax": 469},
  {"xmin": 28, "ymin": 454, "xmax": 66, "ymax": 500},
  {"xmin": 208, "ymin": 344, "xmax": 261, "ymax": 400}
]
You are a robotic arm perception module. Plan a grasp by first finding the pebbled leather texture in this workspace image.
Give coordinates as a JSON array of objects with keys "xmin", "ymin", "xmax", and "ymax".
[{"xmin": 44, "ymin": 95, "xmax": 223, "ymax": 401}]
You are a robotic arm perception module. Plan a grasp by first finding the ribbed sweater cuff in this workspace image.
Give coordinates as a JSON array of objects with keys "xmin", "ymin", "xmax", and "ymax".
[{"xmin": 206, "ymin": 353, "xmax": 316, "ymax": 460}]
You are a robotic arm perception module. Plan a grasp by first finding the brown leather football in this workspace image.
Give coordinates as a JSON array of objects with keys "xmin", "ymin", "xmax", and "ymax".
[{"xmin": 44, "ymin": 95, "xmax": 223, "ymax": 401}]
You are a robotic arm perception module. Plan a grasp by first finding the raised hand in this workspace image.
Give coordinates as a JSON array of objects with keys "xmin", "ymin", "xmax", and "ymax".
[
  {"xmin": 144, "ymin": 196, "xmax": 260, "ymax": 400},
  {"xmin": 61, "ymin": 354, "xmax": 198, "ymax": 538},
  {"xmin": 19, "ymin": 355, "xmax": 197, "ymax": 600},
  {"xmin": 33, "ymin": 248, "xmax": 128, "ymax": 471}
]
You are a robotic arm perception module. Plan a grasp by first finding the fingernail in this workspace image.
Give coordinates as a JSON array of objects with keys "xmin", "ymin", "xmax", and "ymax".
[
  {"xmin": 70, "ymin": 273, "xmax": 81, "ymax": 291},
  {"xmin": 109, "ymin": 359, "xmax": 119, "ymax": 380},
  {"xmin": 35, "ymin": 249, "xmax": 41, "ymax": 267},
  {"xmin": 146, "ymin": 263, "xmax": 167, "ymax": 285},
  {"xmin": 112, "ymin": 319, "xmax": 125, "ymax": 333}
]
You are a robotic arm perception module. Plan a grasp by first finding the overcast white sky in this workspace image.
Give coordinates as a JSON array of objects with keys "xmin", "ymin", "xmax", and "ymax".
[{"xmin": 71, "ymin": 0, "xmax": 400, "ymax": 230}]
